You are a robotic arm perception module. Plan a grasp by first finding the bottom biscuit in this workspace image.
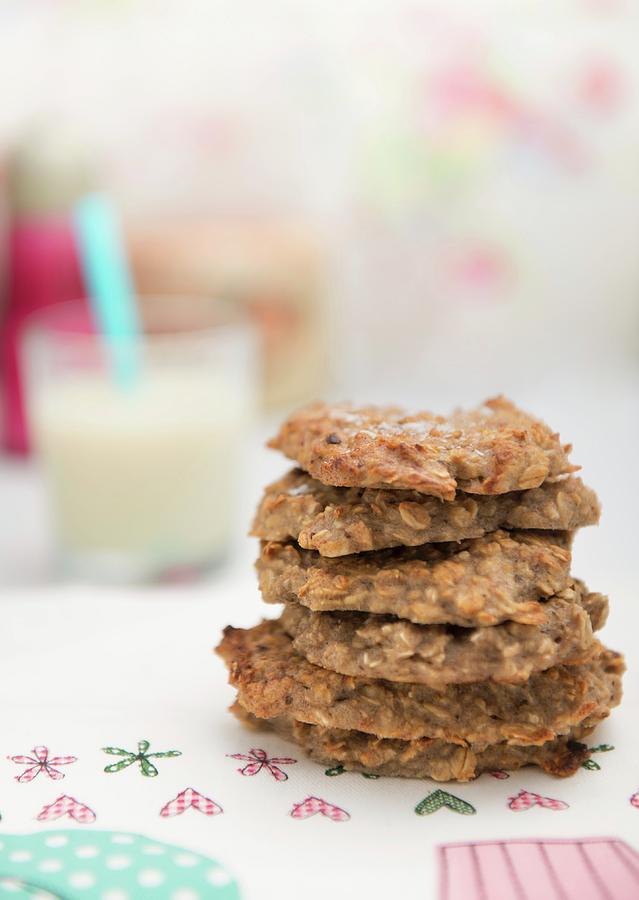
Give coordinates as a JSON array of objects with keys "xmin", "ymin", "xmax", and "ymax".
[{"xmin": 230, "ymin": 702, "xmax": 600, "ymax": 781}]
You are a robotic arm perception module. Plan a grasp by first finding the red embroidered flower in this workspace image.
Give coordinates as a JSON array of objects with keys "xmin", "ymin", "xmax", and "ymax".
[
  {"xmin": 227, "ymin": 747, "xmax": 297, "ymax": 781},
  {"xmin": 9, "ymin": 746, "xmax": 77, "ymax": 782}
]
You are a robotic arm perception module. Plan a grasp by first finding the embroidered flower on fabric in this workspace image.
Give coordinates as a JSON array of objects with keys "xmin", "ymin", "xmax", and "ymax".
[
  {"xmin": 227, "ymin": 748, "xmax": 297, "ymax": 781},
  {"xmin": 8, "ymin": 746, "xmax": 77, "ymax": 783},
  {"xmin": 102, "ymin": 740, "xmax": 181, "ymax": 777}
]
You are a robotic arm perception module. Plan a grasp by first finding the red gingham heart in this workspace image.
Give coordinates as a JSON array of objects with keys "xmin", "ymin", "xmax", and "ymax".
[
  {"xmin": 160, "ymin": 787, "xmax": 223, "ymax": 817},
  {"xmin": 37, "ymin": 794, "xmax": 96, "ymax": 824},
  {"xmin": 290, "ymin": 796, "xmax": 350, "ymax": 822},
  {"xmin": 508, "ymin": 789, "xmax": 568, "ymax": 811}
]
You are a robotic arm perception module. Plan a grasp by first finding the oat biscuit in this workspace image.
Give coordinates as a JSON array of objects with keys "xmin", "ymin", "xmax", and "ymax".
[
  {"xmin": 251, "ymin": 469, "xmax": 599, "ymax": 557},
  {"xmin": 280, "ymin": 581, "xmax": 607, "ymax": 687},
  {"xmin": 231, "ymin": 704, "xmax": 607, "ymax": 781},
  {"xmin": 217, "ymin": 619, "xmax": 622, "ymax": 746},
  {"xmin": 257, "ymin": 530, "xmax": 572, "ymax": 626},
  {"xmin": 220, "ymin": 396, "xmax": 622, "ymax": 782},
  {"xmin": 268, "ymin": 397, "xmax": 577, "ymax": 499}
]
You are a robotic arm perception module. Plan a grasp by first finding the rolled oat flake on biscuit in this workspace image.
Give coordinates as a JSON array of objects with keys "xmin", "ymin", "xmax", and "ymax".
[{"xmin": 268, "ymin": 396, "xmax": 578, "ymax": 499}]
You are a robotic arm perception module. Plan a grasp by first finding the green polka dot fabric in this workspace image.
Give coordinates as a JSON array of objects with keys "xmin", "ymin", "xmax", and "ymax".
[{"xmin": 0, "ymin": 831, "xmax": 240, "ymax": 900}]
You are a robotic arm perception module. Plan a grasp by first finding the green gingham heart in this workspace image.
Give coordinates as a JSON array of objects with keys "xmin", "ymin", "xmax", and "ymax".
[{"xmin": 415, "ymin": 789, "xmax": 476, "ymax": 816}]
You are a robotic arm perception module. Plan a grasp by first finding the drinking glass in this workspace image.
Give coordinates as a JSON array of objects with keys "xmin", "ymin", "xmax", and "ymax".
[{"xmin": 23, "ymin": 295, "xmax": 256, "ymax": 582}]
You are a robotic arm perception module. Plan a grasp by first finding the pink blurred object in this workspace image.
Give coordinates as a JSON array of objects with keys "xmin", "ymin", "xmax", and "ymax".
[
  {"xmin": 0, "ymin": 218, "xmax": 85, "ymax": 454},
  {"xmin": 1, "ymin": 124, "xmax": 95, "ymax": 454},
  {"xmin": 439, "ymin": 837, "xmax": 639, "ymax": 900},
  {"xmin": 577, "ymin": 59, "xmax": 624, "ymax": 114}
]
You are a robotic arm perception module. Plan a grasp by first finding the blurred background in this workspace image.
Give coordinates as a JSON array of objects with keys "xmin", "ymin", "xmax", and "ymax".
[{"xmin": 1, "ymin": 0, "xmax": 638, "ymax": 591}]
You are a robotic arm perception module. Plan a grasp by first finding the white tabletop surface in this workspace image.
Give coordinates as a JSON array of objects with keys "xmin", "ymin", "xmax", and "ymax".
[{"xmin": 1, "ymin": 372, "xmax": 638, "ymax": 900}]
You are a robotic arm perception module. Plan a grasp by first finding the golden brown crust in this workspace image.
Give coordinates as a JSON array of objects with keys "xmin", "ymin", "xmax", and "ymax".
[
  {"xmin": 217, "ymin": 619, "xmax": 623, "ymax": 747},
  {"xmin": 279, "ymin": 581, "xmax": 607, "ymax": 687},
  {"xmin": 268, "ymin": 397, "xmax": 577, "ymax": 500},
  {"xmin": 230, "ymin": 703, "xmax": 608, "ymax": 781},
  {"xmin": 251, "ymin": 470, "xmax": 600, "ymax": 557},
  {"xmin": 256, "ymin": 531, "xmax": 573, "ymax": 627}
]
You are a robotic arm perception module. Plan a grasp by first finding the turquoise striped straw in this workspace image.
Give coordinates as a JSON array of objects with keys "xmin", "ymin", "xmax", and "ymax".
[{"xmin": 73, "ymin": 193, "xmax": 140, "ymax": 388}]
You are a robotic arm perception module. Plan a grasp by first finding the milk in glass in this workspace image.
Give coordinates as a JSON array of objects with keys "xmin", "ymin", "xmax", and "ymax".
[{"xmin": 31, "ymin": 370, "xmax": 249, "ymax": 579}]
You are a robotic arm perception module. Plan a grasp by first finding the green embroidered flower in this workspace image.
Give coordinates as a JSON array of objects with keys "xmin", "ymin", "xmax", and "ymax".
[
  {"xmin": 102, "ymin": 739, "xmax": 181, "ymax": 777},
  {"xmin": 570, "ymin": 741, "xmax": 615, "ymax": 771}
]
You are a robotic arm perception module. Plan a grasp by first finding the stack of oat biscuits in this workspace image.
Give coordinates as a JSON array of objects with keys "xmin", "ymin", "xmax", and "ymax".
[{"xmin": 217, "ymin": 397, "xmax": 624, "ymax": 781}]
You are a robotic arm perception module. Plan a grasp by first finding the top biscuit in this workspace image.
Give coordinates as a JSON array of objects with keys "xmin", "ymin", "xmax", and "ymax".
[{"xmin": 268, "ymin": 396, "xmax": 577, "ymax": 500}]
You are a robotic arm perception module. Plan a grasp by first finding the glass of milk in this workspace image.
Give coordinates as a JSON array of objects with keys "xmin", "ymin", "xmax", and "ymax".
[{"xmin": 23, "ymin": 295, "xmax": 256, "ymax": 582}]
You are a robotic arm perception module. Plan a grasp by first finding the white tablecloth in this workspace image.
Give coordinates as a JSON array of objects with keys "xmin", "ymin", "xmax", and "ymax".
[{"xmin": 2, "ymin": 373, "xmax": 638, "ymax": 899}]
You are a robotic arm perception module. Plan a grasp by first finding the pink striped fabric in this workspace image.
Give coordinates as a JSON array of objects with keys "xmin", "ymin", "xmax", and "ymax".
[{"xmin": 439, "ymin": 837, "xmax": 639, "ymax": 900}]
